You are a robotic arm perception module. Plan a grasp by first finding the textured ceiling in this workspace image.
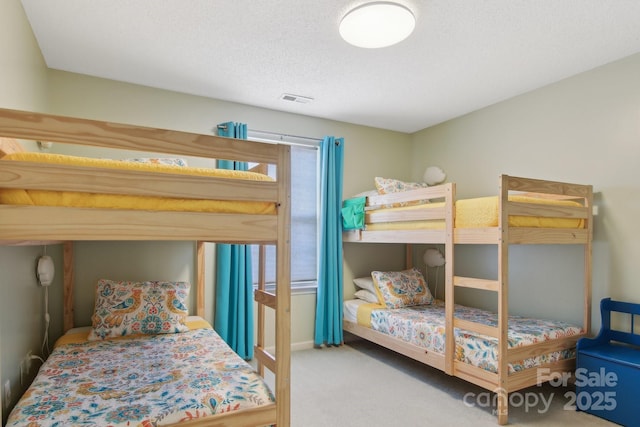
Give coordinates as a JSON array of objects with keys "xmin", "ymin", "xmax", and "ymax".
[{"xmin": 20, "ymin": 0, "xmax": 640, "ymax": 133}]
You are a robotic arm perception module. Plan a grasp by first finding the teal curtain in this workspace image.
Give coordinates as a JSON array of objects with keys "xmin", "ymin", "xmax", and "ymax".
[
  {"xmin": 215, "ymin": 121, "xmax": 254, "ymax": 359},
  {"xmin": 314, "ymin": 136, "xmax": 345, "ymax": 346}
]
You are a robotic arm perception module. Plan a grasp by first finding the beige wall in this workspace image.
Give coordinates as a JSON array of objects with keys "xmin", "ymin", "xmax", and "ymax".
[
  {"xmin": 410, "ymin": 52, "xmax": 640, "ymax": 329},
  {"xmin": 0, "ymin": 0, "xmax": 47, "ymax": 112},
  {"xmin": 0, "ymin": 0, "xmax": 51, "ymax": 423}
]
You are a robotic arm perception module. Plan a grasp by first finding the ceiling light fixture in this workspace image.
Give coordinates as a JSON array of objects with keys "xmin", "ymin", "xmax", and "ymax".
[{"xmin": 339, "ymin": 2, "xmax": 416, "ymax": 49}]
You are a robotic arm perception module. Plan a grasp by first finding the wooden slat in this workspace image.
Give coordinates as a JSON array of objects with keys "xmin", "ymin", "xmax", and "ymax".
[
  {"xmin": 516, "ymin": 191, "xmax": 587, "ymax": 201},
  {"xmin": 344, "ymin": 321, "xmax": 445, "ymax": 370},
  {"xmin": 346, "ymin": 229, "xmax": 447, "ymax": 244},
  {"xmin": 275, "ymin": 144, "xmax": 292, "ymax": 427},
  {"xmin": 0, "ymin": 107, "xmax": 280, "ymax": 164},
  {"xmin": 63, "ymin": 242, "xmax": 74, "ymax": 332},
  {"xmin": 506, "ymin": 358, "xmax": 576, "ymax": 392},
  {"xmin": 256, "ymin": 245, "xmax": 267, "ymax": 378},
  {"xmin": 497, "ymin": 175, "xmax": 510, "ymax": 427},
  {"xmin": 454, "ymin": 226, "xmax": 589, "ymax": 245},
  {"xmin": 196, "ymin": 242, "xmax": 205, "ymax": 318},
  {"xmin": 0, "ymin": 240, "xmax": 63, "ymax": 246},
  {"xmin": 455, "ymin": 318, "xmax": 500, "ymax": 339},
  {"xmin": 454, "ymin": 276, "xmax": 499, "ymax": 292},
  {"xmin": 507, "ymin": 201, "xmax": 588, "ymax": 220},
  {"xmin": 0, "ymin": 206, "xmax": 278, "ymax": 243},
  {"xmin": 583, "ymin": 186, "xmax": 594, "ymax": 335},
  {"xmin": 254, "ymin": 290, "xmax": 277, "ymax": 310},
  {"xmin": 254, "ymin": 346, "xmax": 277, "ymax": 374},
  {"xmin": 444, "ymin": 182, "xmax": 455, "ymax": 375},
  {"xmin": 405, "ymin": 244, "xmax": 413, "ymax": 269},
  {"xmin": 508, "ymin": 227, "xmax": 589, "ymax": 244},
  {"xmin": 507, "ymin": 335, "xmax": 582, "ymax": 362},
  {"xmin": 506, "ymin": 175, "xmax": 592, "ymax": 198},
  {"xmin": 342, "ymin": 230, "xmax": 362, "ymax": 241},
  {"xmin": 454, "ymin": 227, "xmax": 500, "ymax": 244},
  {"xmin": 177, "ymin": 403, "xmax": 276, "ymax": 427},
  {"xmin": 0, "ymin": 160, "xmax": 279, "ymax": 202},
  {"xmin": 366, "ymin": 206, "xmax": 445, "ymax": 223},
  {"xmin": 453, "ymin": 361, "xmax": 499, "ymax": 391}
]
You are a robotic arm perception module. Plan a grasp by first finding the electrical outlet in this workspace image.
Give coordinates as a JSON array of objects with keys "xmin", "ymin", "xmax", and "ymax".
[{"xmin": 3, "ymin": 380, "xmax": 10, "ymax": 409}]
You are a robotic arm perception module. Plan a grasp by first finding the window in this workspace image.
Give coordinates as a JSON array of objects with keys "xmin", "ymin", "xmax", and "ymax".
[{"xmin": 248, "ymin": 132, "xmax": 319, "ymax": 292}]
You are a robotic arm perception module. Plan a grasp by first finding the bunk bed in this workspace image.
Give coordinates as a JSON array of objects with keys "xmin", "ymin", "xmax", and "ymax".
[
  {"xmin": 342, "ymin": 175, "xmax": 593, "ymax": 425},
  {"xmin": 0, "ymin": 108, "xmax": 291, "ymax": 427}
]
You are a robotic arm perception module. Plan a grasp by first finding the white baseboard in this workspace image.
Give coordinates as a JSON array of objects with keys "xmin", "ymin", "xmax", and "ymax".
[
  {"xmin": 291, "ymin": 340, "xmax": 315, "ymax": 351},
  {"xmin": 263, "ymin": 340, "xmax": 315, "ymax": 355}
]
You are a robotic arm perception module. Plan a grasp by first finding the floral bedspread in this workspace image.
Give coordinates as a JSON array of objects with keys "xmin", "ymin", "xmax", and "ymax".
[
  {"xmin": 369, "ymin": 301, "xmax": 582, "ymax": 373},
  {"xmin": 6, "ymin": 327, "xmax": 274, "ymax": 427}
]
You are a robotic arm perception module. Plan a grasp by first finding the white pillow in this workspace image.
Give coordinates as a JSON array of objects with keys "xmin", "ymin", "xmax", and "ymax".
[
  {"xmin": 354, "ymin": 289, "xmax": 380, "ymax": 304},
  {"xmin": 353, "ymin": 276, "xmax": 376, "ymax": 294}
]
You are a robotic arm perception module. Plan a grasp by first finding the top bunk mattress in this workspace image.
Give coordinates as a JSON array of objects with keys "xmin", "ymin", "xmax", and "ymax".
[
  {"xmin": 364, "ymin": 195, "xmax": 585, "ymax": 230},
  {"xmin": 0, "ymin": 152, "xmax": 276, "ymax": 214}
]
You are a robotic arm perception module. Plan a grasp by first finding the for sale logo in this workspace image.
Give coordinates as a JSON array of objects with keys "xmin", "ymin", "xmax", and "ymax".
[
  {"xmin": 462, "ymin": 367, "xmax": 618, "ymax": 414},
  {"xmin": 539, "ymin": 367, "xmax": 618, "ymax": 412}
]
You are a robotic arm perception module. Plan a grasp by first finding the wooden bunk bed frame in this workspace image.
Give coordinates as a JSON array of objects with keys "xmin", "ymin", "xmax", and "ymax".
[
  {"xmin": 0, "ymin": 108, "xmax": 291, "ymax": 427},
  {"xmin": 343, "ymin": 175, "xmax": 593, "ymax": 425}
]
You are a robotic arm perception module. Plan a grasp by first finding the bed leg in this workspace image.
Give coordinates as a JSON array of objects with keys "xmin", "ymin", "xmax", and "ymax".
[{"xmin": 496, "ymin": 388, "xmax": 508, "ymax": 425}]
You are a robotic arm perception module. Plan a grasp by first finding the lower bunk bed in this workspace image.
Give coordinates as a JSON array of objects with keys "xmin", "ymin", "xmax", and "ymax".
[
  {"xmin": 345, "ymin": 297, "xmax": 582, "ymax": 376},
  {"xmin": 343, "ymin": 292, "xmax": 584, "ymax": 425},
  {"xmin": 7, "ymin": 313, "xmax": 275, "ymax": 427},
  {"xmin": 0, "ymin": 108, "xmax": 292, "ymax": 426}
]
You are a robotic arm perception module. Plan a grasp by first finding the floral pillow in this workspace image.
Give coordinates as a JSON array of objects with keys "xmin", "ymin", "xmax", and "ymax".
[
  {"xmin": 372, "ymin": 268, "xmax": 433, "ymax": 309},
  {"xmin": 375, "ymin": 177, "xmax": 429, "ymax": 194},
  {"xmin": 88, "ymin": 279, "xmax": 190, "ymax": 341},
  {"xmin": 374, "ymin": 177, "xmax": 430, "ymax": 207}
]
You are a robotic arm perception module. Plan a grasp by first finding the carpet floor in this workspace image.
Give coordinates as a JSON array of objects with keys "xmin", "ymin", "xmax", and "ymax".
[{"xmin": 270, "ymin": 337, "xmax": 618, "ymax": 427}]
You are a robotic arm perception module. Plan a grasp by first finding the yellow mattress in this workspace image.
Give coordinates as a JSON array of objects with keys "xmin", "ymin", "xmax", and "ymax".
[
  {"xmin": 365, "ymin": 195, "xmax": 584, "ymax": 230},
  {"xmin": 0, "ymin": 152, "xmax": 276, "ymax": 214},
  {"xmin": 55, "ymin": 316, "xmax": 212, "ymax": 347}
]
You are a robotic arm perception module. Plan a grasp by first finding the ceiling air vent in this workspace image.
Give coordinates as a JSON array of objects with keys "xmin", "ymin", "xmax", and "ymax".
[{"xmin": 280, "ymin": 93, "xmax": 314, "ymax": 104}]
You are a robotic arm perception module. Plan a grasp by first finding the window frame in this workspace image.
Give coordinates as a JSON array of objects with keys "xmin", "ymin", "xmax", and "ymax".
[{"xmin": 248, "ymin": 130, "xmax": 321, "ymax": 295}]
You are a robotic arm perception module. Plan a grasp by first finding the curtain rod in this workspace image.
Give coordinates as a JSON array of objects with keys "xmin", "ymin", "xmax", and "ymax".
[
  {"xmin": 248, "ymin": 128, "xmax": 322, "ymax": 143},
  {"xmin": 215, "ymin": 124, "xmax": 322, "ymax": 146}
]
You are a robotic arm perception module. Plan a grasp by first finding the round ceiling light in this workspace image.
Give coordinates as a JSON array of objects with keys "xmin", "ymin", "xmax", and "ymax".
[{"xmin": 339, "ymin": 2, "xmax": 416, "ymax": 49}]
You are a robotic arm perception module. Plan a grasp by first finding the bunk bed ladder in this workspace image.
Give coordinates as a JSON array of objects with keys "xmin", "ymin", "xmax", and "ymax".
[
  {"xmin": 254, "ymin": 144, "xmax": 292, "ymax": 426},
  {"xmin": 443, "ymin": 183, "xmax": 455, "ymax": 376},
  {"xmin": 450, "ymin": 176, "xmax": 510, "ymax": 424}
]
